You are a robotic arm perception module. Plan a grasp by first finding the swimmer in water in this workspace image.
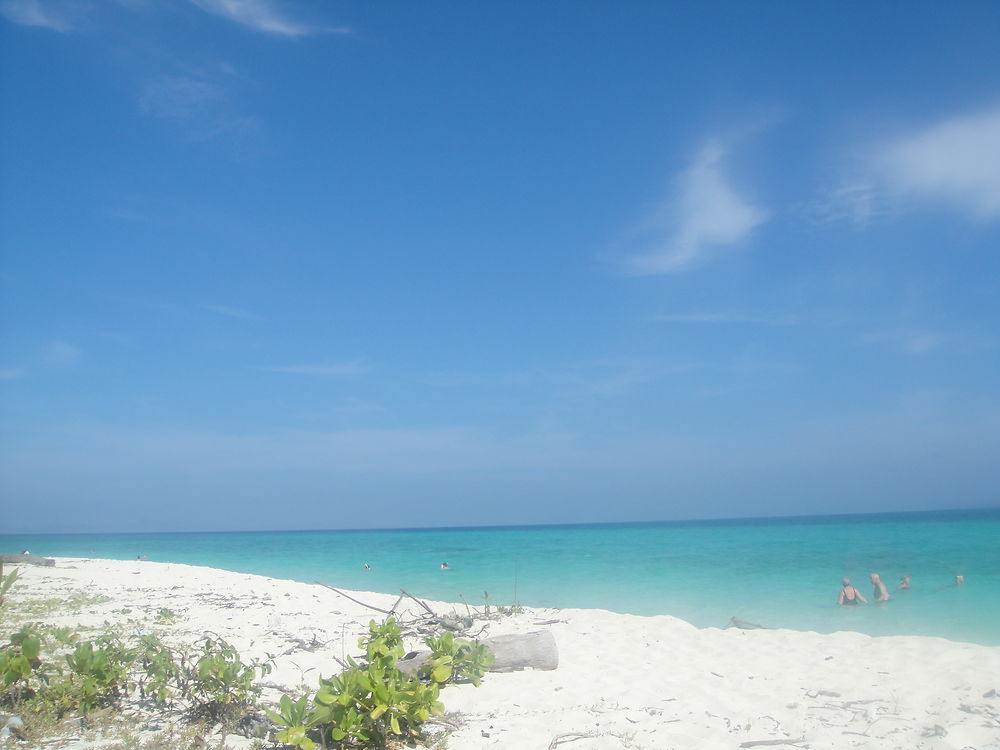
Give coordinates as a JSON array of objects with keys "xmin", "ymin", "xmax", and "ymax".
[
  {"xmin": 440, "ymin": 562, "xmax": 449, "ymax": 570},
  {"xmin": 955, "ymin": 574, "xmax": 964, "ymax": 586},
  {"xmin": 838, "ymin": 577, "xmax": 867, "ymax": 606},
  {"xmin": 897, "ymin": 575, "xmax": 910, "ymax": 590},
  {"xmin": 363, "ymin": 563, "xmax": 371, "ymax": 571},
  {"xmin": 870, "ymin": 572, "xmax": 890, "ymax": 602}
]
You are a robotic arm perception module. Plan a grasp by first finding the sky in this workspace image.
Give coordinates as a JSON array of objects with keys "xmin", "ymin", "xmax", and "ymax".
[{"xmin": 1, "ymin": 1, "xmax": 999, "ymax": 533}]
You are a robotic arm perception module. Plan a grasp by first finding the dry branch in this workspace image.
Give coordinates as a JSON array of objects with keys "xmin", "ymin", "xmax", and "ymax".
[
  {"xmin": 400, "ymin": 588, "xmax": 437, "ymax": 617},
  {"xmin": 548, "ymin": 732, "xmax": 596, "ymax": 748},
  {"xmin": 314, "ymin": 581, "xmax": 394, "ymax": 615}
]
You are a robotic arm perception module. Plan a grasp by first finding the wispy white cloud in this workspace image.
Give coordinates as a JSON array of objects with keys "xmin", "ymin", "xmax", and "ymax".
[
  {"xmin": 809, "ymin": 182, "xmax": 880, "ymax": 226},
  {"xmin": 204, "ymin": 304, "xmax": 259, "ymax": 320},
  {"xmin": 138, "ymin": 70, "xmax": 260, "ymax": 152},
  {"xmin": 44, "ymin": 340, "xmax": 81, "ymax": 367},
  {"xmin": 825, "ymin": 106, "xmax": 1000, "ymax": 224},
  {"xmin": 620, "ymin": 143, "xmax": 768, "ymax": 275},
  {"xmin": 862, "ymin": 328, "xmax": 994, "ymax": 356},
  {"xmin": 189, "ymin": 0, "xmax": 347, "ymax": 37},
  {"xmin": 261, "ymin": 360, "xmax": 369, "ymax": 377},
  {"xmin": 864, "ymin": 330, "xmax": 944, "ymax": 356},
  {"xmin": 0, "ymin": 0, "xmax": 89, "ymax": 31},
  {"xmin": 654, "ymin": 312, "xmax": 797, "ymax": 326},
  {"xmin": 880, "ymin": 106, "xmax": 1000, "ymax": 220},
  {"xmin": 140, "ymin": 75, "xmax": 225, "ymax": 122}
]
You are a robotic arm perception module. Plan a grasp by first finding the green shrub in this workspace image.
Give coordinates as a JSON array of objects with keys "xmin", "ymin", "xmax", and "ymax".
[
  {"xmin": 64, "ymin": 637, "xmax": 131, "ymax": 712},
  {"xmin": 421, "ymin": 631, "xmax": 493, "ymax": 687},
  {"xmin": 185, "ymin": 636, "xmax": 272, "ymax": 724},
  {"xmin": 0, "ymin": 625, "xmax": 45, "ymax": 703},
  {"xmin": 263, "ymin": 693, "xmax": 315, "ymax": 749},
  {"xmin": 311, "ymin": 659, "xmax": 443, "ymax": 748},
  {"xmin": 153, "ymin": 608, "xmax": 180, "ymax": 626},
  {"xmin": 135, "ymin": 634, "xmax": 178, "ymax": 705}
]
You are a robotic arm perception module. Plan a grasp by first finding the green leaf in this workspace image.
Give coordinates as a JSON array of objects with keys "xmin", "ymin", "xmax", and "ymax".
[
  {"xmin": 431, "ymin": 664, "xmax": 452, "ymax": 683},
  {"xmin": 263, "ymin": 707, "xmax": 286, "ymax": 726},
  {"xmin": 21, "ymin": 635, "xmax": 40, "ymax": 660}
]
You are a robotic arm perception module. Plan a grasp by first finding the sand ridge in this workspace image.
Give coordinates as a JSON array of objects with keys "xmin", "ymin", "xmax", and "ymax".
[{"xmin": 5, "ymin": 558, "xmax": 999, "ymax": 749}]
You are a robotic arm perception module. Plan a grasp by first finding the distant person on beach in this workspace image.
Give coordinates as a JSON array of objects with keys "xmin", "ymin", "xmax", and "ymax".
[
  {"xmin": 870, "ymin": 573, "xmax": 890, "ymax": 602},
  {"xmin": 440, "ymin": 562, "xmax": 449, "ymax": 570},
  {"xmin": 955, "ymin": 575, "xmax": 964, "ymax": 586},
  {"xmin": 897, "ymin": 575, "xmax": 911, "ymax": 590},
  {"xmin": 838, "ymin": 578, "xmax": 867, "ymax": 606}
]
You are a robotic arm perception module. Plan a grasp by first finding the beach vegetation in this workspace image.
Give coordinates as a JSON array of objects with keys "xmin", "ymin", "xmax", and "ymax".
[
  {"xmin": 153, "ymin": 607, "xmax": 180, "ymax": 625},
  {"xmin": 46, "ymin": 626, "xmax": 81, "ymax": 647},
  {"xmin": 63, "ymin": 637, "xmax": 131, "ymax": 712},
  {"xmin": 0, "ymin": 565, "xmax": 20, "ymax": 607},
  {"xmin": 312, "ymin": 657, "xmax": 443, "ymax": 748},
  {"xmin": 134, "ymin": 633, "xmax": 178, "ymax": 705},
  {"xmin": 0, "ymin": 625, "xmax": 45, "ymax": 704},
  {"xmin": 1, "ymin": 586, "xmax": 490, "ymax": 749},
  {"xmin": 264, "ymin": 617, "xmax": 492, "ymax": 749},
  {"xmin": 185, "ymin": 636, "xmax": 272, "ymax": 724},
  {"xmin": 420, "ymin": 632, "xmax": 493, "ymax": 687},
  {"xmin": 263, "ymin": 694, "xmax": 315, "ymax": 749}
]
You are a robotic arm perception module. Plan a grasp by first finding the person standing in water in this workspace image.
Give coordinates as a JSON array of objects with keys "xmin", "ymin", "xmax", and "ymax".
[
  {"xmin": 897, "ymin": 575, "xmax": 911, "ymax": 590},
  {"xmin": 838, "ymin": 578, "xmax": 867, "ymax": 606},
  {"xmin": 870, "ymin": 572, "xmax": 890, "ymax": 602}
]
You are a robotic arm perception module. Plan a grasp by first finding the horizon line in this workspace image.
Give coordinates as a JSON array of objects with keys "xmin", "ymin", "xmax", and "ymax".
[{"xmin": 2, "ymin": 505, "xmax": 998, "ymax": 538}]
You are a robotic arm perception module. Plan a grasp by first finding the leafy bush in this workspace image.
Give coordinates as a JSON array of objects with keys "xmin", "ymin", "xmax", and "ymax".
[
  {"xmin": 135, "ymin": 633, "xmax": 178, "ymax": 705},
  {"xmin": 263, "ymin": 693, "xmax": 315, "ymax": 750},
  {"xmin": 64, "ymin": 637, "xmax": 131, "ymax": 712},
  {"xmin": 311, "ymin": 658, "xmax": 443, "ymax": 748},
  {"xmin": 299, "ymin": 618, "xmax": 443, "ymax": 747},
  {"xmin": 0, "ymin": 626, "xmax": 44, "ymax": 703},
  {"xmin": 185, "ymin": 636, "xmax": 272, "ymax": 724},
  {"xmin": 266, "ymin": 617, "xmax": 494, "ymax": 749},
  {"xmin": 154, "ymin": 608, "xmax": 180, "ymax": 626},
  {"xmin": 421, "ymin": 631, "xmax": 493, "ymax": 687}
]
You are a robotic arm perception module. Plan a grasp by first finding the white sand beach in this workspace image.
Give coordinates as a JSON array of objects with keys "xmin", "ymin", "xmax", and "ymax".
[{"xmin": 5, "ymin": 558, "xmax": 999, "ymax": 750}]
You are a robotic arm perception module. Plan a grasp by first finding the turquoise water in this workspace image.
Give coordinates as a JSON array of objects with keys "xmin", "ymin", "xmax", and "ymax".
[{"xmin": 3, "ymin": 509, "xmax": 999, "ymax": 645}]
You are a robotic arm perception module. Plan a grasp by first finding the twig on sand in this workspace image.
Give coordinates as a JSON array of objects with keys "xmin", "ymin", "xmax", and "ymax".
[
  {"xmin": 739, "ymin": 739, "xmax": 807, "ymax": 748},
  {"xmin": 314, "ymin": 581, "xmax": 394, "ymax": 615},
  {"xmin": 400, "ymin": 588, "xmax": 437, "ymax": 617},
  {"xmin": 426, "ymin": 715, "xmax": 463, "ymax": 730},
  {"xmin": 548, "ymin": 732, "xmax": 597, "ymax": 748}
]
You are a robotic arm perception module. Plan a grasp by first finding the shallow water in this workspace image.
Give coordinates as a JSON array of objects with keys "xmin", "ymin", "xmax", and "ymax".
[{"xmin": 3, "ymin": 509, "xmax": 998, "ymax": 645}]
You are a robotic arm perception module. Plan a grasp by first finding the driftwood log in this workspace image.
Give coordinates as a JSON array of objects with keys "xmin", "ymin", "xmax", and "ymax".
[
  {"xmin": 727, "ymin": 616, "xmax": 767, "ymax": 630},
  {"xmin": 1, "ymin": 554, "xmax": 55, "ymax": 567},
  {"xmin": 397, "ymin": 630, "xmax": 558, "ymax": 676}
]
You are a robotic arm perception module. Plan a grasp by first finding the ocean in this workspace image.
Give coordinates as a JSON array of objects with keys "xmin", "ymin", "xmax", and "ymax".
[{"xmin": 3, "ymin": 509, "xmax": 998, "ymax": 646}]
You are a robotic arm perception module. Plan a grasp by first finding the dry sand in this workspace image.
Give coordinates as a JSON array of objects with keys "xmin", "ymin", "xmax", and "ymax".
[{"xmin": 5, "ymin": 558, "xmax": 1000, "ymax": 749}]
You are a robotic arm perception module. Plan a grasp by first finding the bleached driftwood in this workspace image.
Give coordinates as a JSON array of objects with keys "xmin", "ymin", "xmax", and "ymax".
[
  {"xmin": 1, "ymin": 554, "xmax": 55, "ymax": 567},
  {"xmin": 396, "ymin": 630, "xmax": 558, "ymax": 676}
]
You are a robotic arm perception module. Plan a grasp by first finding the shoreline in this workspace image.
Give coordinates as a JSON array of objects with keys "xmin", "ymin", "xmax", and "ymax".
[{"xmin": 5, "ymin": 557, "xmax": 1000, "ymax": 749}]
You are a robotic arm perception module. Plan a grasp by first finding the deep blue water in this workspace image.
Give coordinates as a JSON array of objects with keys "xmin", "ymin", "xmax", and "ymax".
[{"xmin": 3, "ymin": 509, "xmax": 999, "ymax": 645}]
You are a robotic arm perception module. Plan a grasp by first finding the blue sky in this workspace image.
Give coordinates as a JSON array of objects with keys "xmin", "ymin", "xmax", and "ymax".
[{"xmin": 1, "ymin": 1, "xmax": 998, "ymax": 533}]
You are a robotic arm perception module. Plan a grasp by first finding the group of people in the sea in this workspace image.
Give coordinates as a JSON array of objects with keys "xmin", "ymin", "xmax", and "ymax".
[
  {"xmin": 360, "ymin": 561, "xmax": 450, "ymax": 571},
  {"xmin": 838, "ymin": 572, "xmax": 965, "ymax": 605}
]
